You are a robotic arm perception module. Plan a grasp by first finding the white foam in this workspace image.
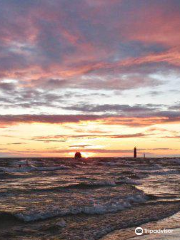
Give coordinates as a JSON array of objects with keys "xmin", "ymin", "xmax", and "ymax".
[{"xmin": 15, "ymin": 194, "xmax": 147, "ymax": 222}]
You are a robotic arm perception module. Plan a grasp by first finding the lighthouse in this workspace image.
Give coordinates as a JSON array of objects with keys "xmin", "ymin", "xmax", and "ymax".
[
  {"xmin": 74, "ymin": 152, "xmax": 82, "ymax": 159},
  {"xmin": 134, "ymin": 147, "xmax": 137, "ymax": 158}
]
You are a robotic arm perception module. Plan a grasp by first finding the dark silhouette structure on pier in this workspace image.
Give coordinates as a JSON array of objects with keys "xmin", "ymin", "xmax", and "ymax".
[
  {"xmin": 134, "ymin": 147, "xmax": 137, "ymax": 158},
  {"xmin": 74, "ymin": 152, "xmax": 82, "ymax": 159}
]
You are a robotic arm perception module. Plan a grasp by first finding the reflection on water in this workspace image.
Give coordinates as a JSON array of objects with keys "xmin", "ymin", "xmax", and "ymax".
[{"xmin": 137, "ymin": 173, "xmax": 180, "ymax": 199}]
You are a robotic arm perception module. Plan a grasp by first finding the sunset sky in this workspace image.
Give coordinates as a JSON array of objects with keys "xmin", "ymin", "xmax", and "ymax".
[{"xmin": 0, "ymin": 0, "xmax": 180, "ymax": 157}]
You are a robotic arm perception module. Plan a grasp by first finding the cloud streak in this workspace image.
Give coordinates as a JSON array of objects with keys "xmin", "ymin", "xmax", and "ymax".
[
  {"xmin": 0, "ymin": 111, "xmax": 180, "ymax": 128},
  {"xmin": 0, "ymin": 0, "xmax": 180, "ymax": 157}
]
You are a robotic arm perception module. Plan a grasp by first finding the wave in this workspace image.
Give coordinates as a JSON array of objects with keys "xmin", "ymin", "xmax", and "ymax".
[
  {"xmin": 9, "ymin": 193, "xmax": 148, "ymax": 222},
  {"xmin": 101, "ymin": 162, "xmax": 119, "ymax": 166},
  {"xmin": 134, "ymin": 168, "xmax": 179, "ymax": 177},
  {"xmin": 117, "ymin": 178, "xmax": 140, "ymax": 185},
  {"xmin": 66, "ymin": 180, "xmax": 117, "ymax": 189},
  {"xmin": 34, "ymin": 166, "xmax": 70, "ymax": 171},
  {"xmin": 0, "ymin": 178, "xmax": 140, "ymax": 196},
  {"xmin": 171, "ymin": 159, "xmax": 180, "ymax": 164},
  {"xmin": 151, "ymin": 169, "xmax": 179, "ymax": 176},
  {"xmin": 67, "ymin": 178, "xmax": 140, "ymax": 190},
  {"xmin": 0, "ymin": 165, "xmax": 70, "ymax": 173},
  {"xmin": 5, "ymin": 179, "xmax": 138, "ymax": 194}
]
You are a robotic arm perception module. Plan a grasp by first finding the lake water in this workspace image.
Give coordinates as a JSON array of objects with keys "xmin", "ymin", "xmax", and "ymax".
[{"xmin": 0, "ymin": 157, "xmax": 180, "ymax": 239}]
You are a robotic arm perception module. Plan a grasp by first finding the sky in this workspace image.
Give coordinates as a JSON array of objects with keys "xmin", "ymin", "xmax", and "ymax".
[{"xmin": 0, "ymin": 0, "xmax": 180, "ymax": 158}]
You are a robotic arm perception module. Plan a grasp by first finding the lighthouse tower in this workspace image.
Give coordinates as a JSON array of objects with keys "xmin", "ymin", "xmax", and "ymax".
[{"xmin": 134, "ymin": 147, "xmax": 137, "ymax": 158}]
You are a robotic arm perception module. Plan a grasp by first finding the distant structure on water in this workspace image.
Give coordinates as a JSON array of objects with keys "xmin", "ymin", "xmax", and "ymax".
[
  {"xmin": 134, "ymin": 147, "xmax": 137, "ymax": 158},
  {"xmin": 74, "ymin": 152, "xmax": 82, "ymax": 159}
]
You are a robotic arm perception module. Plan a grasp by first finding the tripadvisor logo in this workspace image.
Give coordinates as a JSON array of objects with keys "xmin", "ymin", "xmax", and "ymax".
[
  {"xmin": 135, "ymin": 227, "xmax": 173, "ymax": 235},
  {"xmin": 135, "ymin": 227, "xmax": 143, "ymax": 235}
]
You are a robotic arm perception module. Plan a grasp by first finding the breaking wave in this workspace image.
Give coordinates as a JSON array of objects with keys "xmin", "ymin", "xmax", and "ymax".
[{"xmin": 2, "ymin": 193, "xmax": 148, "ymax": 222}]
